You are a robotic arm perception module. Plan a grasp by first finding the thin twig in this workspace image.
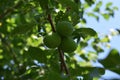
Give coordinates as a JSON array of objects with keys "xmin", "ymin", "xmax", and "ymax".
[
  {"xmin": 47, "ymin": 14, "xmax": 56, "ymax": 32},
  {"xmin": 58, "ymin": 47, "xmax": 70, "ymax": 75}
]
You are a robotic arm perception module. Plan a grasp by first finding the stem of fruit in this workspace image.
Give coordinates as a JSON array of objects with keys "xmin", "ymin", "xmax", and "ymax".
[{"xmin": 47, "ymin": 13, "xmax": 70, "ymax": 76}]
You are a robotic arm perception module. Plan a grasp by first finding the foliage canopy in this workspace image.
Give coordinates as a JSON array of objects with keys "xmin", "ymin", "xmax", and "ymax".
[{"xmin": 0, "ymin": 0, "xmax": 119, "ymax": 80}]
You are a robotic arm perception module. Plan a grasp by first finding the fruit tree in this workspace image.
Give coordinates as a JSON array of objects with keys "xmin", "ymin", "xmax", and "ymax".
[{"xmin": 0, "ymin": 0, "xmax": 120, "ymax": 80}]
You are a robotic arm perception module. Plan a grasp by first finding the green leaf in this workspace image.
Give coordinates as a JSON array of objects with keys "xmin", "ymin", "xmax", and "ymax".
[
  {"xmin": 73, "ymin": 28, "xmax": 97, "ymax": 39},
  {"xmin": 93, "ymin": 1, "xmax": 102, "ymax": 12},
  {"xmin": 70, "ymin": 66, "xmax": 105, "ymax": 79},
  {"xmin": 55, "ymin": 11, "xmax": 69, "ymax": 23},
  {"xmin": 71, "ymin": 12, "xmax": 80, "ymax": 26},
  {"xmin": 27, "ymin": 47, "xmax": 46, "ymax": 62},
  {"xmin": 80, "ymin": 41, "xmax": 88, "ymax": 48},
  {"xmin": 42, "ymin": 70, "xmax": 70, "ymax": 80},
  {"xmin": 116, "ymin": 28, "xmax": 120, "ymax": 34},
  {"xmin": 11, "ymin": 22, "xmax": 35, "ymax": 35},
  {"xmin": 38, "ymin": 0, "xmax": 49, "ymax": 10},
  {"xmin": 96, "ymin": 1, "xmax": 102, "ymax": 8},
  {"xmin": 48, "ymin": 50, "xmax": 60, "ymax": 72},
  {"xmin": 102, "ymin": 13, "xmax": 110, "ymax": 20},
  {"xmin": 101, "ymin": 35, "xmax": 110, "ymax": 42},
  {"xmin": 85, "ymin": 0, "xmax": 95, "ymax": 6},
  {"xmin": 0, "ymin": 21, "xmax": 9, "ymax": 34},
  {"xmin": 58, "ymin": 0, "xmax": 79, "ymax": 12},
  {"xmin": 113, "ymin": 6, "xmax": 119, "ymax": 10},
  {"xmin": 87, "ymin": 13, "xmax": 99, "ymax": 21},
  {"xmin": 92, "ymin": 45, "xmax": 104, "ymax": 53},
  {"xmin": 106, "ymin": 2, "xmax": 113, "ymax": 7},
  {"xmin": 99, "ymin": 49, "xmax": 120, "ymax": 74},
  {"xmin": 80, "ymin": 54, "xmax": 89, "ymax": 61}
]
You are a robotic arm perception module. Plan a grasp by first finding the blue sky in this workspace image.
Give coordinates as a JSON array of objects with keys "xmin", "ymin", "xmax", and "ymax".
[
  {"xmin": 85, "ymin": 0, "xmax": 120, "ymax": 52},
  {"xmin": 84, "ymin": 0, "xmax": 120, "ymax": 79}
]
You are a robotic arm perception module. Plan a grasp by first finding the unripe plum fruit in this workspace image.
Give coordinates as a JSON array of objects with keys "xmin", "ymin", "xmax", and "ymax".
[
  {"xmin": 60, "ymin": 37, "xmax": 77, "ymax": 53},
  {"xmin": 56, "ymin": 21, "xmax": 74, "ymax": 37},
  {"xmin": 43, "ymin": 33, "xmax": 61, "ymax": 48}
]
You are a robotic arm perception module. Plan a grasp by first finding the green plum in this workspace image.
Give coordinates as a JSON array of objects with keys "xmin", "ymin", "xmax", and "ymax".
[
  {"xmin": 60, "ymin": 37, "xmax": 77, "ymax": 53},
  {"xmin": 43, "ymin": 33, "xmax": 61, "ymax": 48},
  {"xmin": 56, "ymin": 21, "xmax": 74, "ymax": 37}
]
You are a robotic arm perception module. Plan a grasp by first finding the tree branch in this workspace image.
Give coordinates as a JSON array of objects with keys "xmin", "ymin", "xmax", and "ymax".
[{"xmin": 47, "ymin": 12, "xmax": 70, "ymax": 75}]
